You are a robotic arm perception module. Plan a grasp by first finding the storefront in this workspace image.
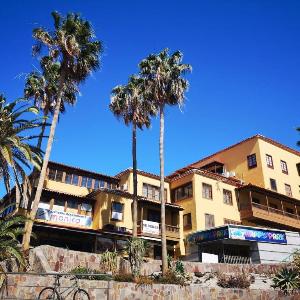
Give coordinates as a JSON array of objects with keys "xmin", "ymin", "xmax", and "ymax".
[{"xmin": 187, "ymin": 225, "xmax": 300, "ymax": 264}]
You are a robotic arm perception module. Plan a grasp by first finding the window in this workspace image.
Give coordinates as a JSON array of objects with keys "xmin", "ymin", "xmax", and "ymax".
[
  {"xmin": 72, "ymin": 175, "xmax": 79, "ymax": 186},
  {"xmin": 202, "ymin": 183, "xmax": 213, "ymax": 199},
  {"xmin": 111, "ymin": 202, "xmax": 123, "ymax": 221},
  {"xmin": 266, "ymin": 154, "xmax": 273, "ymax": 168},
  {"xmin": 55, "ymin": 170, "xmax": 63, "ymax": 182},
  {"xmin": 65, "ymin": 173, "xmax": 72, "ymax": 184},
  {"xmin": 281, "ymin": 160, "xmax": 288, "ymax": 174},
  {"xmin": 205, "ymin": 213, "xmax": 215, "ymax": 229},
  {"xmin": 81, "ymin": 177, "xmax": 87, "ymax": 187},
  {"xmin": 86, "ymin": 178, "xmax": 93, "ymax": 189},
  {"xmin": 223, "ymin": 189, "xmax": 233, "ymax": 205},
  {"xmin": 53, "ymin": 199, "xmax": 66, "ymax": 212},
  {"xmin": 285, "ymin": 184, "xmax": 292, "ymax": 197},
  {"xmin": 247, "ymin": 154, "xmax": 257, "ymax": 169},
  {"xmin": 183, "ymin": 213, "xmax": 192, "ymax": 230},
  {"xmin": 297, "ymin": 163, "xmax": 300, "ymax": 176},
  {"xmin": 172, "ymin": 182, "xmax": 193, "ymax": 202},
  {"xmin": 270, "ymin": 178, "xmax": 277, "ymax": 191},
  {"xmin": 252, "ymin": 198, "xmax": 260, "ymax": 204},
  {"xmin": 224, "ymin": 218, "xmax": 240, "ymax": 225},
  {"xmin": 142, "ymin": 183, "xmax": 167, "ymax": 201},
  {"xmin": 48, "ymin": 168, "xmax": 56, "ymax": 180}
]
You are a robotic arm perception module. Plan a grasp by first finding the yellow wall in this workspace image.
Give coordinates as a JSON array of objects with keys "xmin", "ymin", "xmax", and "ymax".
[
  {"xmin": 193, "ymin": 137, "xmax": 264, "ymax": 187},
  {"xmin": 257, "ymin": 139, "xmax": 300, "ymax": 200},
  {"xmin": 93, "ymin": 193, "xmax": 133, "ymax": 231},
  {"xmin": 44, "ymin": 179, "xmax": 91, "ymax": 197}
]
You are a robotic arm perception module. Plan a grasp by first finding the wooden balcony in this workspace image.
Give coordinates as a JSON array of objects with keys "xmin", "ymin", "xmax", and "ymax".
[
  {"xmin": 238, "ymin": 185, "xmax": 300, "ymax": 230},
  {"xmin": 137, "ymin": 220, "xmax": 180, "ymax": 241}
]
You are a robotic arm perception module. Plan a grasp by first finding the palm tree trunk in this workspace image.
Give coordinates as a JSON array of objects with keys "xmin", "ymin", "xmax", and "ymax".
[
  {"xmin": 36, "ymin": 109, "xmax": 49, "ymax": 150},
  {"xmin": 132, "ymin": 122, "xmax": 138, "ymax": 237},
  {"xmin": 160, "ymin": 105, "xmax": 167, "ymax": 275},
  {"xmin": 22, "ymin": 72, "xmax": 66, "ymax": 251}
]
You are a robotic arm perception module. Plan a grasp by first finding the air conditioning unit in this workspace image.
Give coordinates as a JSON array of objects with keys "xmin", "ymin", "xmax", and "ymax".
[
  {"xmin": 121, "ymin": 184, "xmax": 128, "ymax": 191},
  {"xmin": 229, "ymin": 171, "xmax": 236, "ymax": 177},
  {"xmin": 223, "ymin": 171, "xmax": 230, "ymax": 178}
]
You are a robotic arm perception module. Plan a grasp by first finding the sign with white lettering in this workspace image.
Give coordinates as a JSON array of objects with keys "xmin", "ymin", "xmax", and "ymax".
[
  {"xmin": 36, "ymin": 207, "xmax": 92, "ymax": 227},
  {"xmin": 142, "ymin": 220, "xmax": 160, "ymax": 235}
]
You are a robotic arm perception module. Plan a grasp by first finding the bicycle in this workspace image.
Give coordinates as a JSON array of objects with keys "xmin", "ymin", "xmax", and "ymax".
[{"xmin": 38, "ymin": 274, "xmax": 90, "ymax": 300}]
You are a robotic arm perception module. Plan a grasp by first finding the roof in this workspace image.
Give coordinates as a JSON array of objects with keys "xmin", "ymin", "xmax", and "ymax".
[
  {"xmin": 168, "ymin": 168, "xmax": 242, "ymax": 187},
  {"xmin": 171, "ymin": 134, "xmax": 300, "ymax": 176},
  {"xmin": 48, "ymin": 161, "xmax": 119, "ymax": 182},
  {"xmin": 116, "ymin": 168, "xmax": 171, "ymax": 183}
]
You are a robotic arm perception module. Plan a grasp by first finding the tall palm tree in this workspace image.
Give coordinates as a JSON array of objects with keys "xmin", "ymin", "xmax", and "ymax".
[
  {"xmin": 22, "ymin": 11, "xmax": 102, "ymax": 251},
  {"xmin": 139, "ymin": 49, "xmax": 191, "ymax": 275},
  {"xmin": 110, "ymin": 76, "xmax": 156, "ymax": 237},
  {"xmin": 0, "ymin": 95, "xmax": 43, "ymax": 196}
]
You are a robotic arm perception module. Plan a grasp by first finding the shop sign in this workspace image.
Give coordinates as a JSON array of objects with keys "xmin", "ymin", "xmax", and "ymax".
[
  {"xmin": 188, "ymin": 226, "xmax": 229, "ymax": 243},
  {"xmin": 229, "ymin": 226, "xmax": 287, "ymax": 244},
  {"xmin": 142, "ymin": 220, "xmax": 160, "ymax": 235},
  {"xmin": 36, "ymin": 207, "xmax": 92, "ymax": 227}
]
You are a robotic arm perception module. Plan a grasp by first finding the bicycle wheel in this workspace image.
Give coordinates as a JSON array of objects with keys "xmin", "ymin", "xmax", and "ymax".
[
  {"xmin": 73, "ymin": 288, "xmax": 90, "ymax": 300},
  {"xmin": 38, "ymin": 287, "xmax": 61, "ymax": 300}
]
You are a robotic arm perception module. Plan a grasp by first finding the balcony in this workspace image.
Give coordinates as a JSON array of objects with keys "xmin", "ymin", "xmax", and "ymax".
[
  {"xmin": 238, "ymin": 185, "xmax": 300, "ymax": 230},
  {"xmin": 137, "ymin": 220, "xmax": 180, "ymax": 240}
]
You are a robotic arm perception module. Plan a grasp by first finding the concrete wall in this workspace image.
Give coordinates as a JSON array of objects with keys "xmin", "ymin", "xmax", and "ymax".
[
  {"xmin": 251, "ymin": 231, "xmax": 300, "ymax": 264},
  {"xmin": 29, "ymin": 245, "xmax": 286, "ymax": 276},
  {"xmin": 2, "ymin": 274, "xmax": 293, "ymax": 300}
]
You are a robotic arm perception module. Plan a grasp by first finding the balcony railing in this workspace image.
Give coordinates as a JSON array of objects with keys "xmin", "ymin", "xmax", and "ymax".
[{"xmin": 251, "ymin": 202, "xmax": 299, "ymax": 220}]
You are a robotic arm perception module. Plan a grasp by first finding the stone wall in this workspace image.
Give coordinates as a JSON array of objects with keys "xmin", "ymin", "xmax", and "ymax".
[
  {"xmin": 29, "ymin": 245, "xmax": 286, "ymax": 275},
  {"xmin": 1, "ymin": 273, "xmax": 296, "ymax": 300}
]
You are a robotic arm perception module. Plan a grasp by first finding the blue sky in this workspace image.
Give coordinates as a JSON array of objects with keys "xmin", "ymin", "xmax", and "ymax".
[{"xmin": 1, "ymin": 0, "xmax": 300, "ymax": 190}]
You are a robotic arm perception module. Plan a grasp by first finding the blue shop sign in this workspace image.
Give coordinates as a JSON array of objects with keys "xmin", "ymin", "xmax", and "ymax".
[
  {"xmin": 188, "ymin": 226, "xmax": 229, "ymax": 243},
  {"xmin": 229, "ymin": 226, "xmax": 287, "ymax": 244}
]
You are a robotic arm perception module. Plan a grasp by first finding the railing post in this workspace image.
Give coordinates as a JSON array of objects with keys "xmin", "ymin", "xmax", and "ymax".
[
  {"xmin": 266, "ymin": 195, "xmax": 270, "ymax": 212},
  {"xmin": 280, "ymin": 200, "xmax": 284, "ymax": 215},
  {"xmin": 295, "ymin": 204, "xmax": 299, "ymax": 220}
]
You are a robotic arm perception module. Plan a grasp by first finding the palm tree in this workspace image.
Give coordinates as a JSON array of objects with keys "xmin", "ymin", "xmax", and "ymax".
[
  {"xmin": 0, "ymin": 95, "xmax": 43, "ymax": 196},
  {"xmin": 24, "ymin": 56, "xmax": 77, "ymax": 150},
  {"xmin": 0, "ymin": 205, "xmax": 27, "ymax": 267},
  {"xmin": 110, "ymin": 76, "xmax": 156, "ymax": 237},
  {"xmin": 139, "ymin": 49, "xmax": 191, "ymax": 275},
  {"xmin": 22, "ymin": 11, "xmax": 102, "ymax": 251}
]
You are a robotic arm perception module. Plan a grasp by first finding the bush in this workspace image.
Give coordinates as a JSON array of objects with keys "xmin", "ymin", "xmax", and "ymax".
[
  {"xmin": 217, "ymin": 272, "xmax": 252, "ymax": 289},
  {"xmin": 70, "ymin": 266, "xmax": 112, "ymax": 281},
  {"xmin": 272, "ymin": 268, "xmax": 300, "ymax": 295},
  {"xmin": 156, "ymin": 270, "xmax": 188, "ymax": 286},
  {"xmin": 113, "ymin": 273, "xmax": 134, "ymax": 282},
  {"xmin": 135, "ymin": 275, "xmax": 154, "ymax": 287}
]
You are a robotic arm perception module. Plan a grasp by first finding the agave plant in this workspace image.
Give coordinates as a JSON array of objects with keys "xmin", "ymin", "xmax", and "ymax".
[
  {"xmin": 100, "ymin": 250, "xmax": 118, "ymax": 274},
  {"xmin": 272, "ymin": 268, "xmax": 300, "ymax": 295}
]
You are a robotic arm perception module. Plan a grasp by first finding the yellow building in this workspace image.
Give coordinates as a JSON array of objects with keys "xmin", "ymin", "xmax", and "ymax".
[
  {"xmin": 178, "ymin": 134, "xmax": 300, "ymax": 232},
  {"xmin": 2, "ymin": 134, "xmax": 300, "ymax": 260}
]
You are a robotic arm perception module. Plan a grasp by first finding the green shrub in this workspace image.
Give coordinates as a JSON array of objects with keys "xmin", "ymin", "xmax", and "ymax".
[
  {"xmin": 217, "ymin": 272, "xmax": 252, "ymax": 289},
  {"xmin": 113, "ymin": 273, "xmax": 134, "ymax": 282},
  {"xmin": 156, "ymin": 270, "xmax": 187, "ymax": 286},
  {"xmin": 70, "ymin": 266, "xmax": 112, "ymax": 281},
  {"xmin": 272, "ymin": 268, "xmax": 300, "ymax": 295},
  {"xmin": 175, "ymin": 260, "xmax": 185, "ymax": 276}
]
